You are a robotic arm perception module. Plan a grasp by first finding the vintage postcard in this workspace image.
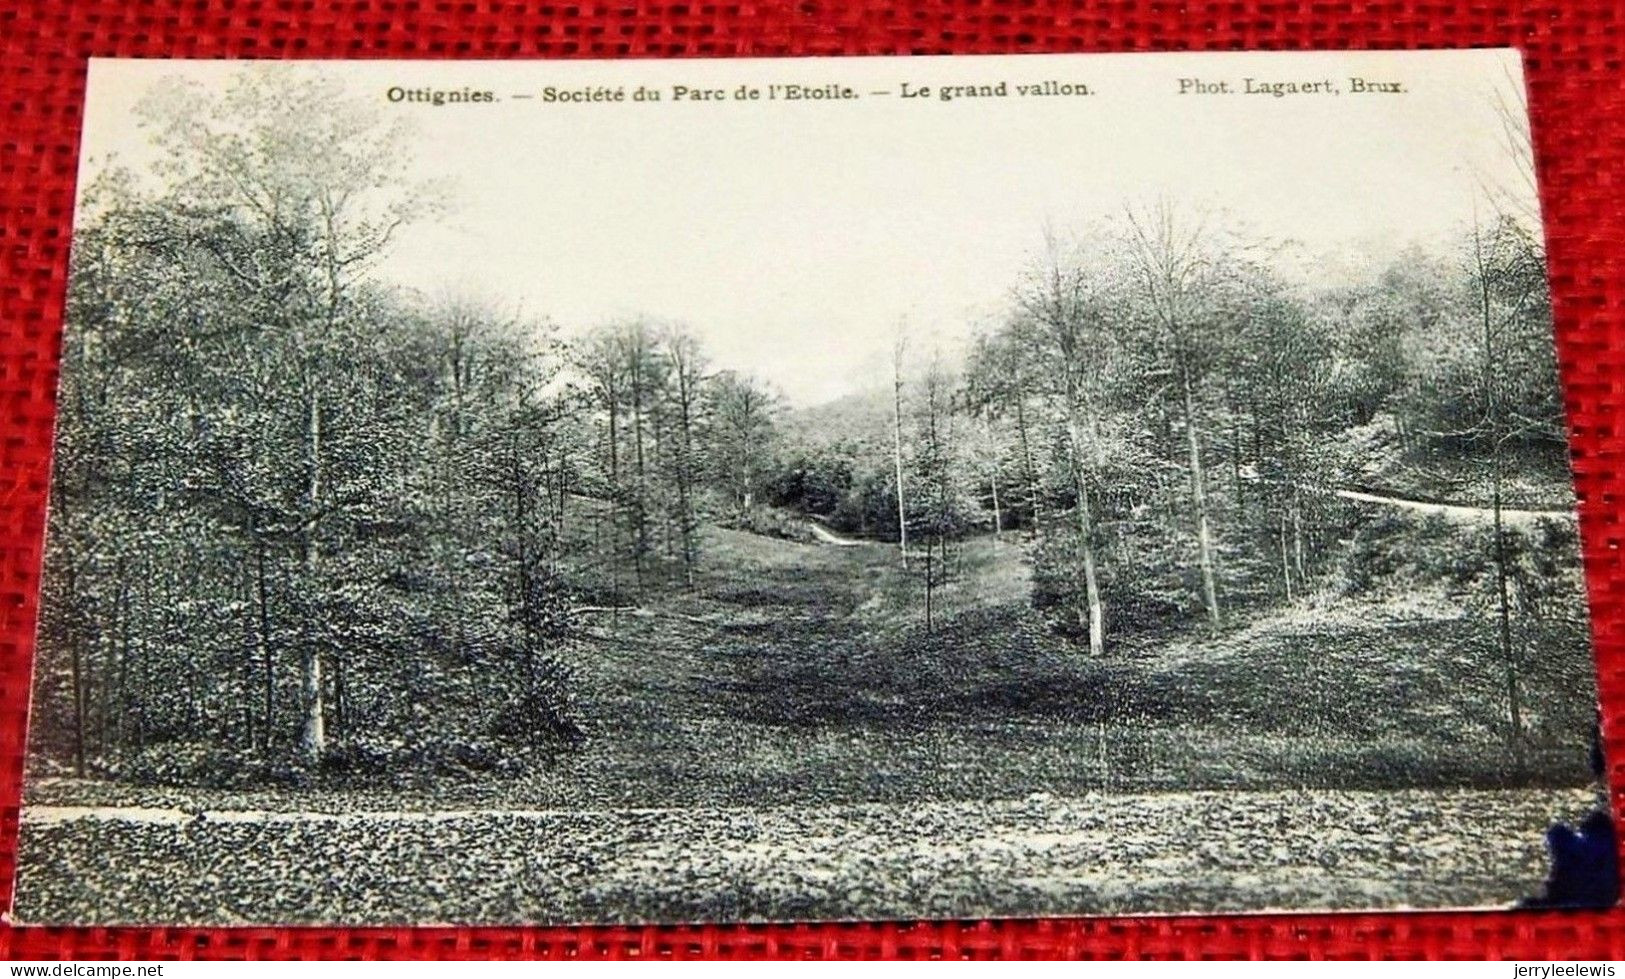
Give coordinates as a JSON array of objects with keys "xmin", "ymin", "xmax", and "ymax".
[{"xmin": 12, "ymin": 49, "xmax": 1609, "ymax": 925}]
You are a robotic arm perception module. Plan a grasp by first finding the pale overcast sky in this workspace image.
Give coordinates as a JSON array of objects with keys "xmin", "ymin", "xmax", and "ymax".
[{"xmin": 81, "ymin": 50, "xmax": 1537, "ymax": 406}]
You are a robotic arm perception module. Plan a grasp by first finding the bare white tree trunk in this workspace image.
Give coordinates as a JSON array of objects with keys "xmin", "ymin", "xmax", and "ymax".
[
  {"xmin": 1182, "ymin": 367, "xmax": 1221, "ymax": 627},
  {"xmin": 892, "ymin": 334, "xmax": 909, "ymax": 568},
  {"xmin": 300, "ymin": 383, "xmax": 326, "ymax": 765}
]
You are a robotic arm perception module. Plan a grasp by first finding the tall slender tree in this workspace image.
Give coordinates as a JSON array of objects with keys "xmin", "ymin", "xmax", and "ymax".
[
  {"xmin": 1019, "ymin": 231, "xmax": 1113, "ymax": 656},
  {"xmin": 1125, "ymin": 203, "xmax": 1223, "ymax": 628}
]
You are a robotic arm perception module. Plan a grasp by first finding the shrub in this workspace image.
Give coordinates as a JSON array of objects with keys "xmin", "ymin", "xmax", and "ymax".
[{"xmin": 718, "ymin": 504, "xmax": 807, "ymax": 541}]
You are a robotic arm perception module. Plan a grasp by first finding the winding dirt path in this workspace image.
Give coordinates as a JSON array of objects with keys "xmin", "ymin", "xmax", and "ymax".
[
  {"xmin": 807, "ymin": 520, "xmax": 864, "ymax": 546},
  {"xmin": 1319, "ymin": 486, "xmax": 1574, "ymax": 527}
]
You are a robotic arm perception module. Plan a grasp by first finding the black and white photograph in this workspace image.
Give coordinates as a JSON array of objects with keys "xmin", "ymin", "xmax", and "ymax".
[{"xmin": 12, "ymin": 49, "xmax": 1609, "ymax": 925}]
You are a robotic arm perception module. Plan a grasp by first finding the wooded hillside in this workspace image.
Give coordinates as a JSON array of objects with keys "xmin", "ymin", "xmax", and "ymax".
[{"xmin": 27, "ymin": 67, "xmax": 1591, "ymax": 790}]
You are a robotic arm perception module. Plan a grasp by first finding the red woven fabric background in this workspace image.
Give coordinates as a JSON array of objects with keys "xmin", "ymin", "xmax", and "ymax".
[{"xmin": 1, "ymin": 0, "xmax": 1623, "ymax": 960}]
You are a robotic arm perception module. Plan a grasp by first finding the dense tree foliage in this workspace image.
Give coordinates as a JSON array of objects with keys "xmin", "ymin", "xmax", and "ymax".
[
  {"xmin": 32, "ymin": 72, "xmax": 785, "ymax": 784},
  {"xmin": 766, "ymin": 207, "xmax": 1579, "ymax": 746}
]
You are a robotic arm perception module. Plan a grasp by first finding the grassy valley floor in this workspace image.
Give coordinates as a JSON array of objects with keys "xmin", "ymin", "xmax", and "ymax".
[{"xmin": 14, "ymin": 522, "xmax": 1604, "ymax": 923}]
